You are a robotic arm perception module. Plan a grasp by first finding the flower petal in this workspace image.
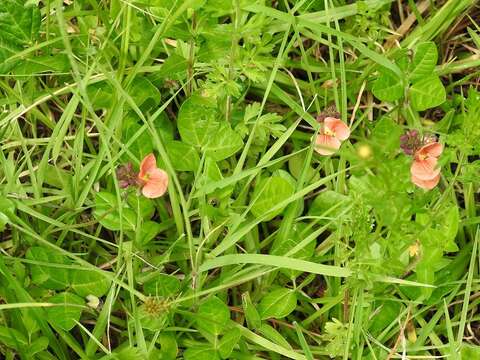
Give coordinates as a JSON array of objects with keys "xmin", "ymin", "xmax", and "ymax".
[
  {"xmin": 141, "ymin": 169, "xmax": 169, "ymax": 198},
  {"xmin": 315, "ymin": 134, "xmax": 341, "ymax": 156},
  {"xmin": 410, "ymin": 157, "xmax": 440, "ymax": 180},
  {"xmin": 324, "ymin": 117, "xmax": 350, "ymax": 141},
  {"xmin": 411, "ymin": 173, "xmax": 440, "ymax": 190},
  {"xmin": 139, "ymin": 153, "xmax": 157, "ymax": 180},
  {"xmin": 417, "ymin": 142, "xmax": 443, "ymax": 158}
]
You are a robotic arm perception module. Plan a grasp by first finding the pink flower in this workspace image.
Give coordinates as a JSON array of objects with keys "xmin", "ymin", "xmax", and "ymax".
[
  {"xmin": 315, "ymin": 117, "xmax": 350, "ymax": 156},
  {"xmin": 410, "ymin": 142, "xmax": 443, "ymax": 190},
  {"xmin": 138, "ymin": 154, "xmax": 169, "ymax": 198}
]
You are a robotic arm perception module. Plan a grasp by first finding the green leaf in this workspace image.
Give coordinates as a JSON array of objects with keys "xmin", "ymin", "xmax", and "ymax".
[
  {"xmin": 165, "ymin": 140, "xmax": 200, "ymax": 171},
  {"xmin": 442, "ymin": 205, "xmax": 459, "ymax": 252},
  {"xmin": 0, "ymin": 0, "xmax": 41, "ymax": 46},
  {"xmin": 200, "ymin": 254, "xmax": 351, "ymax": 278},
  {"xmin": 138, "ymin": 221, "xmax": 163, "ymax": 246},
  {"xmin": 46, "ymin": 292, "xmax": 84, "ymax": 331},
  {"xmin": 308, "ymin": 190, "xmax": 350, "ymax": 229},
  {"xmin": 371, "ymin": 116, "xmax": 404, "ymax": 153},
  {"xmin": 0, "ymin": 39, "xmax": 20, "ymax": 72},
  {"xmin": 257, "ymin": 323, "xmax": 293, "ymax": 350},
  {"xmin": 410, "ymin": 42, "xmax": 438, "ymax": 82},
  {"xmin": 127, "ymin": 193, "xmax": 155, "ymax": 220},
  {"xmin": 461, "ymin": 343, "xmax": 480, "ymax": 358},
  {"xmin": 196, "ymin": 296, "xmax": 230, "ymax": 336},
  {"xmin": 272, "ymin": 223, "xmax": 316, "ymax": 279},
  {"xmin": 242, "ymin": 292, "xmax": 261, "ymax": 330},
  {"xmin": 0, "ymin": 198, "xmax": 15, "ymax": 232},
  {"xmin": 156, "ymin": 53, "xmax": 188, "ymax": 80},
  {"xmin": 93, "ymin": 192, "xmax": 136, "ymax": 231},
  {"xmin": 129, "ymin": 77, "xmax": 160, "ymax": 108},
  {"xmin": 122, "ymin": 115, "xmax": 154, "ymax": 160},
  {"xmin": 11, "ymin": 54, "xmax": 70, "ymax": 75},
  {"xmin": 72, "ymin": 270, "xmax": 111, "ymax": 297},
  {"xmin": 204, "ymin": 124, "xmax": 243, "ymax": 161},
  {"xmin": 251, "ymin": 176, "xmax": 295, "ymax": 221},
  {"xmin": 157, "ymin": 333, "xmax": 178, "ymax": 360},
  {"xmin": 184, "ymin": 346, "xmax": 220, "ymax": 360},
  {"xmin": 409, "ymin": 75, "xmax": 446, "ymax": 111},
  {"xmin": 100, "ymin": 347, "xmax": 144, "ymax": 360},
  {"xmin": 372, "ymin": 68, "xmax": 404, "ymax": 102},
  {"xmin": 29, "ymin": 336, "xmax": 49, "ymax": 356},
  {"xmin": 259, "ymin": 288, "xmax": 297, "ymax": 320},
  {"xmin": 218, "ymin": 327, "xmax": 241, "ymax": 358},
  {"xmin": 0, "ymin": 326, "xmax": 28, "ymax": 350},
  {"xmin": 143, "ymin": 274, "xmax": 180, "ymax": 297},
  {"xmin": 177, "ymin": 94, "xmax": 219, "ymax": 147},
  {"xmin": 26, "ymin": 247, "xmax": 70, "ymax": 290},
  {"xmin": 86, "ymin": 81, "xmax": 114, "ymax": 110}
]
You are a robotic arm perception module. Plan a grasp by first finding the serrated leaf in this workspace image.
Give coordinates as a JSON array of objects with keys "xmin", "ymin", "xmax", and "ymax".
[
  {"xmin": 178, "ymin": 95, "xmax": 219, "ymax": 147},
  {"xmin": 204, "ymin": 123, "xmax": 243, "ymax": 161},
  {"xmin": 46, "ymin": 292, "xmax": 84, "ymax": 331},
  {"xmin": 372, "ymin": 68, "xmax": 404, "ymax": 102},
  {"xmin": 166, "ymin": 140, "xmax": 200, "ymax": 171},
  {"xmin": 143, "ymin": 274, "xmax": 180, "ymax": 297},
  {"xmin": 259, "ymin": 288, "xmax": 297, "ymax": 319},
  {"xmin": 93, "ymin": 192, "xmax": 136, "ymax": 231},
  {"xmin": 26, "ymin": 247, "xmax": 70, "ymax": 290},
  {"xmin": 409, "ymin": 75, "xmax": 446, "ymax": 111},
  {"xmin": 196, "ymin": 296, "xmax": 230, "ymax": 336},
  {"xmin": 72, "ymin": 270, "xmax": 111, "ymax": 297},
  {"xmin": 0, "ymin": 0, "xmax": 41, "ymax": 46},
  {"xmin": 410, "ymin": 42, "xmax": 438, "ymax": 82},
  {"xmin": 251, "ymin": 176, "xmax": 295, "ymax": 221}
]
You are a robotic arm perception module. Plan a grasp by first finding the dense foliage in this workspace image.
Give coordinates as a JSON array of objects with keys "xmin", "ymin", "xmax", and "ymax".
[{"xmin": 0, "ymin": 0, "xmax": 479, "ymax": 359}]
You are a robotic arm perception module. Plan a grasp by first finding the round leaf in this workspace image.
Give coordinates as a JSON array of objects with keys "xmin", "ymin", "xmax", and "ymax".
[
  {"xmin": 46, "ymin": 292, "xmax": 84, "ymax": 331},
  {"xmin": 410, "ymin": 42, "xmax": 438, "ymax": 82},
  {"xmin": 259, "ymin": 288, "xmax": 297, "ymax": 319},
  {"xmin": 204, "ymin": 124, "xmax": 243, "ymax": 161},
  {"xmin": 251, "ymin": 176, "xmax": 295, "ymax": 221},
  {"xmin": 178, "ymin": 95, "xmax": 219, "ymax": 147},
  {"xmin": 72, "ymin": 270, "xmax": 111, "ymax": 297},
  {"xmin": 196, "ymin": 296, "xmax": 230, "ymax": 336},
  {"xmin": 93, "ymin": 192, "xmax": 136, "ymax": 231},
  {"xmin": 165, "ymin": 140, "xmax": 200, "ymax": 171},
  {"xmin": 143, "ymin": 274, "xmax": 180, "ymax": 297},
  {"xmin": 409, "ymin": 75, "xmax": 446, "ymax": 111},
  {"xmin": 26, "ymin": 247, "xmax": 71, "ymax": 290},
  {"xmin": 372, "ymin": 68, "xmax": 404, "ymax": 102}
]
